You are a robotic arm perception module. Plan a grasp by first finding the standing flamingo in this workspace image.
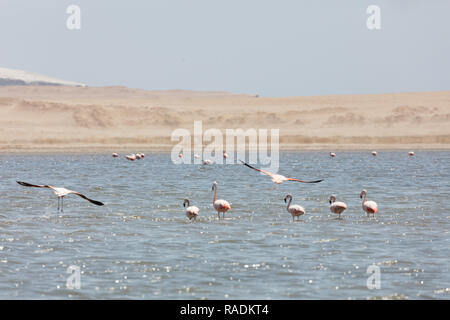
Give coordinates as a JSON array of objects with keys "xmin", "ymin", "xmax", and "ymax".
[
  {"xmin": 329, "ymin": 195, "xmax": 347, "ymax": 219},
  {"xmin": 211, "ymin": 181, "xmax": 231, "ymax": 219},
  {"xmin": 183, "ymin": 198, "xmax": 199, "ymax": 221},
  {"xmin": 223, "ymin": 151, "xmax": 228, "ymax": 159},
  {"xmin": 409, "ymin": 151, "xmax": 415, "ymax": 156},
  {"xmin": 360, "ymin": 189, "xmax": 378, "ymax": 217},
  {"xmin": 372, "ymin": 151, "xmax": 377, "ymax": 156},
  {"xmin": 284, "ymin": 194, "xmax": 305, "ymax": 221},
  {"xmin": 330, "ymin": 152, "xmax": 336, "ymax": 158},
  {"xmin": 126, "ymin": 154, "xmax": 136, "ymax": 161},
  {"xmin": 112, "ymin": 153, "xmax": 119, "ymax": 158}
]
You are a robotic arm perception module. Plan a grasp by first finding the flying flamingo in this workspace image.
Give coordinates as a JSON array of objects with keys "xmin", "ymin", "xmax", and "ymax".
[
  {"xmin": 211, "ymin": 181, "xmax": 231, "ymax": 219},
  {"xmin": 360, "ymin": 189, "xmax": 378, "ymax": 217},
  {"xmin": 17, "ymin": 181, "xmax": 104, "ymax": 212},
  {"xmin": 372, "ymin": 151, "xmax": 377, "ymax": 156},
  {"xmin": 183, "ymin": 198, "xmax": 199, "ymax": 221},
  {"xmin": 330, "ymin": 152, "xmax": 336, "ymax": 158},
  {"xmin": 239, "ymin": 160, "xmax": 323, "ymax": 185},
  {"xmin": 329, "ymin": 195, "xmax": 347, "ymax": 219},
  {"xmin": 284, "ymin": 194, "xmax": 305, "ymax": 221}
]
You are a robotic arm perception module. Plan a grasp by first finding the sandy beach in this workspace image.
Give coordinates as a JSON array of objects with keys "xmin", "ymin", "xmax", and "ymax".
[{"xmin": 0, "ymin": 86, "xmax": 449, "ymax": 153}]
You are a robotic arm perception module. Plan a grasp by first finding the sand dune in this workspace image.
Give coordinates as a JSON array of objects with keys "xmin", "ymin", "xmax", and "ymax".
[{"xmin": 0, "ymin": 86, "xmax": 449, "ymax": 153}]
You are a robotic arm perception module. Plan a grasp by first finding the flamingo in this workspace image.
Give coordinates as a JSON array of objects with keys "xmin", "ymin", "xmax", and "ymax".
[
  {"xmin": 409, "ymin": 151, "xmax": 415, "ymax": 156},
  {"xmin": 223, "ymin": 151, "xmax": 228, "ymax": 159},
  {"xmin": 211, "ymin": 181, "xmax": 231, "ymax": 219},
  {"xmin": 140, "ymin": 153, "xmax": 145, "ymax": 158},
  {"xmin": 329, "ymin": 195, "xmax": 347, "ymax": 219},
  {"xmin": 136, "ymin": 153, "xmax": 142, "ymax": 160},
  {"xmin": 17, "ymin": 181, "xmax": 104, "ymax": 212},
  {"xmin": 360, "ymin": 189, "xmax": 378, "ymax": 217},
  {"xmin": 202, "ymin": 159, "xmax": 212, "ymax": 165},
  {"xmin": 183, "ymin": 198, "xmax": 199, "ymax": 221},
  {"xmin": 372, "ymin": 151, "xmax": 377, "ymax": 156},
  {"xmin": 126, "ymin": 154, "xmax": 136, "ymax": 161},
  {"xmin": 194, "ymin": 154, "xmax": 200, "ymax": 159},
  {"xmin": 239, "ymin": 160, "xmax": 323, "ymax": 185},
  {"xmin": 330, "ymin": 152, "xmax": 336, "ymax": 158},
  {"xmin": 284, "ymin": 194, "xmax": 305, "ymax": 221},
  {"xmin": 112, "ymin": 153, "xmax": 119, "ymax": 158}
]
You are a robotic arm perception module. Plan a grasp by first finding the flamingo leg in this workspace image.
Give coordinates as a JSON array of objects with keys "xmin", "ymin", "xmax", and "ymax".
[
  {"xmin": 61, "ymin": 197, "xmax": 64, "ymax": 212},
  {"xmin": 57, "ymin": 197, "xmax": 60, "ymax": 212}
]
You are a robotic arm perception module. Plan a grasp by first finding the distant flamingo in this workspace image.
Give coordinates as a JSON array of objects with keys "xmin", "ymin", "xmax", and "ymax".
[
  {"xmin": 239, "ymin": 160, "xmax": 323, "ymax": 185},
  {"xmin": 112, "ymin": 153, "xmax": 119, "ymax": 158},
  {"xmin": 360, "ymin": 189, "xmax": 378, "ymax": 217},
  {"xmin": 211, "ymin": 181, "xmax": 231, "ymax": 219},
  {"xmin": 17, "ymin": 181, "xmax": 104, "ymax": 212},
  {"xmin": 223, "ymin": 151, "xmax": 228, "ymax": 159},
  {"xmin": 372, "ymin": 151, "xmax": 377, "ymax": 156},
  {"xmin": 126, "ymin": 154, "xmax": 136, "ymax": 161},
  {"xmin": 194, "ymin": 154, "xmax": 200, "ymax": 159},
  {"xmin": 140, "ymin": 153, "xmax": 145, "ymax": 158},
  {"xmin": 330, "ymin": 152, "xmax": 336, "ymax": 158},
  {"xmin": 179, "ymin": 153, "xmax": 183, "ymax": 158},
  {"xmin": 202, "ymin": 159, "xmax": 212, "ymax": 165},
  {"xmin": 284, "ymin": 194, "xmax": 305, "ymax": 221},
  {"xmin": 409, "ymin": 151, "xmax": 415, "ymax": 156},
  {"xmin": 329, "ymin": 195, "xmax": 347, "ymax": 219},
  {"xmin": 183, "ymin": 198, "xmax": 199, "ymax": 221},
  {"xmin": 136, "ymin": 154, "xmax": 142, "ymax": 160}
]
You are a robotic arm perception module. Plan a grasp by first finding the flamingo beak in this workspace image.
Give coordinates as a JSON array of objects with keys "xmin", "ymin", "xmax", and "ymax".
[{"xmin": 329, "ymin": 200, "xmax": 332, "ymax": 204}]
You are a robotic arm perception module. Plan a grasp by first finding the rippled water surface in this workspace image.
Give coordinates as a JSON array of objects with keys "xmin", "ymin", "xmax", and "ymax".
[{"xmin": 0, "ymin": 151, "xmax": 449, "ymax": 299}]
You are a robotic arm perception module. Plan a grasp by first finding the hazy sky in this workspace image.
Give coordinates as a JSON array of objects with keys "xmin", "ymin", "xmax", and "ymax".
[{"xmin": 0, "ymin": 0, "xmax": 449, "ymax": 96}]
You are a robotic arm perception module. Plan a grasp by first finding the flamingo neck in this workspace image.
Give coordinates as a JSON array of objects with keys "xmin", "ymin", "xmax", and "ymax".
[
  {"xmin": 362, "ymin": 193, "xmax": 367, "ymax": 207},
  {"xmin": 213, "ymin": 186, "xmax": 217, "ymax": 204},
  {"xmin": 286, "ymin": 197, "xmax": 292, "ymax": 211}
]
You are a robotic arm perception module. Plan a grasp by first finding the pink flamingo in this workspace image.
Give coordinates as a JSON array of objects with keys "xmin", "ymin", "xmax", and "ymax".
[
  {"xmin": 239, "ymin": 160, "xmax": 323, "ymax": 185},
  {"xmin": 183, "ymin": 198, "xmax": 199, "ymax": 221},
  {"xmin": 17, "ymin": 181, "xmax": 104, "ymax": 212},
  {"xmin": 223, "ymin": 151, "xmax": 228, "ymax": 159},
  {"xmin": 126, "ymin": 154, "xmax": 136, "ymax": 161},
  {"xmin": 211, "ymin": 181, "xmax": 231, "ymax": 219},
  {"xmin": 284, "ymin": 194, "xmax": 305, "ymax": 221},
  {"xmin": 372, "ymin": 151, "xmax": 377, "ymax": 156},
  {"xmin": 360, "ymin": 189, "xmax": 378, "ymax": 217},
  {"xmin": 408, "ymin": 151, "xmax": 415, "ymax": 156},
  {"xmin": 330, "ymin": 152, "xmax": 336, "ymax": 158},
  {"xmin": 112, "ymin": 153, "xmax": 119, "ymax": 158},
  {"xmin": 329, "ymin": 195, "xmax": 347, "ymax": 219}
]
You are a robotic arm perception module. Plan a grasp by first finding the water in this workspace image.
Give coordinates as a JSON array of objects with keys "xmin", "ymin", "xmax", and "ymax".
[{"xmin": 0, "ymin": 151, "xmax": 449, "ymax": 299}]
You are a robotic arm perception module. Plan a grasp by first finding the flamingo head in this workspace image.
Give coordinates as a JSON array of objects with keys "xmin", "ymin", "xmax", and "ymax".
[
  {"xmin": 360, "ymin": 189, "xmax": 367, "ymax": 199},
  {"xmin": 284, "ymin": 194, "xmax": 292, "ymax": 203},
  {"xmin": 211, "ymin": 181, "xmax": 217, "ymax": 191},
  {"xmin": 329, "ymin": 195, "xmax": 336, "ymax": 204},
  {"xmin": 183, "ymin": 198, "xmax": 190, "ymax": 207}
]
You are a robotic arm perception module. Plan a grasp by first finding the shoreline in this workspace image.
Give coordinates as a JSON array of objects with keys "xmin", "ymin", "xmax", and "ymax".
[{"xmin": 1, "ymin": 143, "xmax": 450, "ymax": 154}]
